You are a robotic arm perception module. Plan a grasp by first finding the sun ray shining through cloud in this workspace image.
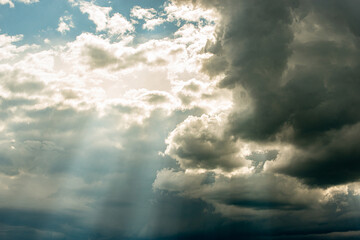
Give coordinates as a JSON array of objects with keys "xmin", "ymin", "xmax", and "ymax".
[{"xmin": 1, "ymin": 0, "xmax": 360, "ymax": 239}]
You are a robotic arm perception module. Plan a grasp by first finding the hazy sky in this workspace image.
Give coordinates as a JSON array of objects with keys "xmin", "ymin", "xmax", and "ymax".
[{"xmin": 1, "ymin": 0, "xmax": 360, "ymax": 239}]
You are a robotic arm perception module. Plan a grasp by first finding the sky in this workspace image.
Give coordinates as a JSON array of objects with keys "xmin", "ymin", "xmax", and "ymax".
[{"xmin": 1, "ymin": 0, "xmax": 360, "ymax": 239}]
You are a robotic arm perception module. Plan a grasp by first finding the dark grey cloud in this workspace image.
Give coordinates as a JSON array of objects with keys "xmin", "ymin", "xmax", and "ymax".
[
  {"xmin": 275, "ymin": 123, "xmax": 360, "ymax": 187},
  {"xmin": 177, "ymin": 0, "xmax": 360, "ymax": 186},
  {"xmin": 154, "ymin": 170, "xmax": 322, "ymax": 214},
  {"xmin": 152, "ymin": 1, "xmax": 360, "ymax": 239},
  {"xmin": 154, "ymin": 168, "xmax": 360, "ymax": 240},
  {"xmin": 165, "ymin": 115, "xmax": 245, "ymax": 171}
]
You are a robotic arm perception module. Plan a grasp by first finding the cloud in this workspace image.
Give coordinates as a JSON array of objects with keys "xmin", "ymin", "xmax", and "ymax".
[
  {"xmin": 130, "ymin": 6, "xmax": 165, "ymax": 30},
  {"xmin": 151, "ymin": 1, "xmax": 360, "ymax": 238},
  {"xmin": 154, "ymin": 170, "xmax": 323, "ymax": 214},
  {"xmin": 82, "ymin": 40, "xmax": 165, "ymax": 70},
  {"xmin": 171, "ymin": 78, "xmax": 232, "ymax": 114},
  {"xmin": 107, "ymin": 13, "xmax": 135, "ymax": 35},
  {"xmin": 0, "ymin": 69, "xmax": 45, "ymax": 93},
  {"xmin": 0, "ymin": 0, "xmax": 14, "ymax": 7},
  {"xmin": 165, "ymin": 2, "xmax": 218, "ymax": 23},
  {"xmin": 174, "ymin": 0, "xmax": 360, "ymax": 187},
  {"xmin": 130, "ymin": 6, "xmax": 157, "ymax": 20},
  {"xmin": 58, "ymin": 22, "xmax": 215, "ymax": 84},
  {"xmin": 143, "ymin": 18, "xmax": 166, "ymax": 31},
  {"xmin": 57, "ymin": 14, "xmax": 74, "ymax": 34},
  {"xmin": 75, "ymin": 0, "xmax": 134, "ymax": 36},
  {"xmin": 77, "ymin": 0, "xmax": 111, "ymax": 31},
  {"xmin": 6, "ymin": 0, "xmax": 360, "ymax": 239},
  {"xmin": 0, "ymin": 63, "xmax": 208, "ymax": 237},
  {"xmin": 165, "ymin": 114, "xmax": 246, "ymax": 171},
  {"xmin": 0, "ymin": 19, "xmax": 216, "ymax": 236},
  {"xmin": 0, "ymin": 0, "xmax": 38, "ymax": 7},
  {"xmin": 270, "ymin": 123, "xmax": 360, "ymax": 187},
  {"xmin": 0, "ymin": 34, "xmax": 37, "ymax": 60}
]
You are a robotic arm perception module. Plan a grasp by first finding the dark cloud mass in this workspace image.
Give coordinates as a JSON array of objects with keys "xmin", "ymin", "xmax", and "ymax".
[
  {"xmin": 153, "ymin": 0, "xmax": 360, "ymax": 239},
  {"xmin": 165, "ymin": 115, "xmax": 244, "ymax": 171},
  {"xmin": 188, "ymin": 0, "xmax": 360, "ymax": 186}
]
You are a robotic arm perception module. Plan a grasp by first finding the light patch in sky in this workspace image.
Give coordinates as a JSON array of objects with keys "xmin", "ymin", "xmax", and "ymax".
[{"xmin": 57, "ymin": 14, "xmax": 74, "ymax": 34}]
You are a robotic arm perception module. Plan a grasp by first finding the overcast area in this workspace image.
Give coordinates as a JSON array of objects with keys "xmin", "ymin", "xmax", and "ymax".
[{"xmin": 0, "ymin": 0, "xmax": 360, "ymax": 239}]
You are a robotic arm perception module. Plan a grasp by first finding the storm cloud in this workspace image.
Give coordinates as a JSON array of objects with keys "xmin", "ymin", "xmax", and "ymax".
[
  {"xmin": 153, "ymin": 0, "xmax": 360, "ymax": 239},
  {"xmin": 171, "ymin": 0, "xmax": 360, "ymax": 187}
]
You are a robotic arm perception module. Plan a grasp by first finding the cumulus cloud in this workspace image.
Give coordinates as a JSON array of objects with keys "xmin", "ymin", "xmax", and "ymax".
[
  {"xmin": 271, "ymin": 123, "xmax": 360, "ymax": 187},
  {"xmin": 0, "ymin": 57, "xmax": 208, "ymax": 238},
  {"xmin": 131, "ymin": 6, "xmax": 157, "ymax": 20},
  {"xmin": 0, "ymin": 2, "xmax": 225, "ymax": 238},
  {"xmin": 107, "ymin": 13, "xmax": 135, "ymax": 35},
  {"xmin": 151, "ymin": 0, "xmax": 360, "ymax": 238},
  {"xmin": 165, "ymin": 1, "xmax": 218, "ymax": 23},
  {"xmin": 57, "ymin": 14, "xmax": 74, "ymax": 34},
  {"xmin": 143, "ymin": 18, "xmax": 166, "ymax": 31},
  {"xmin": 74, "ymin": 0, "xmax": 134, "ymax": 36},
  {"xmin": 77, "ymin": 0, "xmax": 111, "ymax": 31},
  {"xmin": 130, "ymin": 5, "xmax": 165, "ymax": 30},
  {"xmin": 165, "ymin": 114, "xmax": 246, "ymax": 171},
  {"xmin": 0, "ymin": 34, "xmax": 37, "ymax": 60},
  {"xmin": 173, "ymin": 0, "xmax": 360, "ymax": 188}
]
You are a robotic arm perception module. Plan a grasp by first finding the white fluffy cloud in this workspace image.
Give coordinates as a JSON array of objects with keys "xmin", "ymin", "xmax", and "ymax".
[
  {"xmin": 73, "ymin": 0, "xmax": 134, "ymax": 36},
  {"xmin": 143, "ymin": 18, "xmax": 166, "ymax": 30},
  {"xmin": 0, "ymin": 34, "xmax": 38, "ymax": 61},
  {"xmin": 0, "ymin": 0, "xmax": 38, "ymax": 7},
  {"xmin": 57, "ymin": 14, "xmax": 74, "ymax": 34},
  {"xmin": 131, "ymin": 6, "xmax": 157, "ymax": 20},
  {"xmin": 130, "ymin": 5, "xmax": 166, "ymax": 30},
  {"xmin": 107, "ymin": 13, "xmax": 135, "ymax": 35},
  {"xmin": 165, "ymin": 2, "xmax": 218, "ymax": 23},
  {"xmin": 77, "ymin": 1, "xmax": 111, "ymax": 31}
]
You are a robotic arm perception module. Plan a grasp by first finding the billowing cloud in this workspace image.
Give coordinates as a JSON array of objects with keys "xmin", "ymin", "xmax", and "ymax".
[
  {"xmin": 0, "ymin": 58, "xmax": 207, "ymax": 238},
  {"xmin": 165, "ymin": 114, "xmax": 246, "ymax": 171},
  {"xmin": 74, "ymin": 0, "xmax": 134, "ymax": 36},
  {"xmin": 171, "ymin": 0, "xmax": 360, "ymax": 188},
  {"xmin": 0, "ymin": 34, "xmax": 37, "ymax": 60},
  {"xmin": 151, "ymin": 0, "xmax": 360, "ymax": 239},
  {"xmin": 0, "ymin": 1, "xmax": 225, "ymax": 238}
]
